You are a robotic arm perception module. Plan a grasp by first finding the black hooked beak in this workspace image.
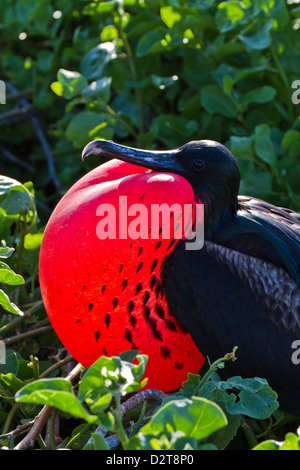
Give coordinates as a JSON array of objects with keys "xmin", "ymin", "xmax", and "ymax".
[{"xmin": 82, "ymin": 139, "xmax": 183, "ymax": 173}]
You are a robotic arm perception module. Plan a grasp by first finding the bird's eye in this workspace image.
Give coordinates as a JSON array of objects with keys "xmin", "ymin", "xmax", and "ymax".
[{"xmin": 191, "ymin": 159, "xmax": 206, "ymax": 172}]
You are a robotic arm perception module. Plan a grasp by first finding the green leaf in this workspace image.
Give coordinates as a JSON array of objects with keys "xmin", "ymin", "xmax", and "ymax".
[
  {"xmin": 83, "ymin": 433, "xmax": 110, "ymax": 450},
  {"xmin": 0, "ymin": 373, "xmax": 24, "ymax": 396},
  {"xmin": 24, "ymin": 233, "xmax": 43, "ymax": 251},
  {"xmin": 0, "ymin": 247, "xmax": 14, "ymax": 259},
  {"xmin": 0, "ymin": 176, "xmax": 35, "ymax": 217},
  {"xmin": 253, "ymin": 428, "xmax": 300, "ymax": 450},
  {"xmin": 239, "ymin": 167, "xmax": 273, "ymax": 198},
  {"xmin": 241, "ymin": 86, "xmax": 277, "ymax": 107},
  {"xmin": 254, "ymin": 124, "xmax": 277, "ymax": 164},
  {"xmin": 216, "ymin": 1, "xmax": 247, "ymax": 33},
  {"xmin": 200, "ymin": 85, "xmax": 237, "ymax": 118},
  {"xmin": 83, "ymin": 1, "xmax": 117, "ymax": 14},
  {"xmin": 82, "ymin": 77, "xmax": 112, "ymax": 103},
  {"xmin": 53, "ymin": 69, "xmax": 88, "ymax": 99},
  {"xmin": 0, "ymin": 262, "xmax": 24, "ymax": 286},
  {"xmin": 66, "ymin": 111, "xmax": 113, "ymax": 149},
  {"xmin": 0, "ymin": 290, "xmax": 23, "ymax": 315},
  {"xmin": 229, "ymin": 135, "xmax": 254, "ymax": 161},
  {"xmin": 160, "ymin": 6, "xmax": 181, "ymax": 28},
  {"xmin": 78, "ymin": 354, "xmax": 147, "ymax": 404},
  {"xmin": 128, "ymin": 397, "xmax": 227, "ymax": 450},
  {"xmin": 0, "ymin": 350, "xmax": 19, "ymax": 376},
  {"xmin": 80, "ymin": 42, "xmax": 117, "ymax": 80},
  {"xmin": 281, "ymin": 130, "xmax": 300, "ymax": 154},
  {"xmin": 136, "ymin": 27, "xmax": 169, "ymax": 57},
  {"xmin": 15, "ymin": 378, "xmax": 98, "ymax": 424},
  {"xmin": 238, "ymin": 19, "xmax": 273, "ymax": 50},
  {"xmin": 200, "ymin": 376, "xmax": 279, "ymax": 420},
  {"xmin": 100, "ymin": 25, "xmax": 118, "ymax": 42}
]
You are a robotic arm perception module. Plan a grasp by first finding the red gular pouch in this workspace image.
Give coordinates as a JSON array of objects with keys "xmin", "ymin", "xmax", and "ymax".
[{"xmin": 39, "ymin": 159, "xmax": 205, "ymax": 392}]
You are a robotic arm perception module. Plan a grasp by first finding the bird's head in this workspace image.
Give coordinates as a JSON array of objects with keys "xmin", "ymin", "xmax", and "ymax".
[{"xmin": 82, "ymin": 139, "xmax": 240, "ymax": 234}]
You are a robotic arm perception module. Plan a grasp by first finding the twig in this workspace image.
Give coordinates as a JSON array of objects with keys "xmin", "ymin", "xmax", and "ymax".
[
  {"xmin": 0, "ymin": 145, "xmax": 36, "ymax": 173},
  {"xmin": 39, "ymin": 354, "xmax": 75, "ymax": 379},
  {"xmin": 13, "ymin": 363, "xmax": 82, "ymax": 450},
  {"xmin": 4, "ymin": 324, "xmax": 53, "ymax": 346},
  {"xmin": 0, "ymin": 105, "xmax": 34, "ymax": 123},
  {"xmin": 120, "ymin": 389, "xmax": 166, "ymax": 417},
  {"xmin": 0, "ymin": 300, "xmax": 44, "ymax": 338},
  {"xmin": 6, "ymin": 88, "xmax": 33, "ymax": 102},
  {"xmin": 13, "ymin": 406, "xmax": 54, "ymax": 450},
  {"xmin": 5, "ymin": 82, "xmax": 61, "ymax": 190},
  {"xmin": 87, "ymin": 389, "xmax": 166, "ymax": 447}
]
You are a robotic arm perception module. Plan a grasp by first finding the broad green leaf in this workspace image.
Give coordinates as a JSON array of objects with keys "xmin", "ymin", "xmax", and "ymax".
[
  {"xmin": 0, "ymin": 262, "xmax": 24, "ymax": 285},
  {"xmin": 216, "ymin": 1, "xmax": 247, "ymax": 33},
  {"xmin": 0, "ymin": 247, "xmax": 14, "ymax": 259},
  {"xmin": 0, "ymin": 372, "xmax": 23, "ymax": 395},
  {"xmin": 239, "ymin": 168, "xmax": 273, "ymax": 198},
  {"xmin": 200, "ymin": 85, "xmax": 237, "ymax": 118},
  {"xmin": 254, "ymin": 429, "xmax": 300, "ymax": 450},
  {"xmin": 24, "ymin": 233, "xmax": 43, "ymax": 251},
  {"xmin": 100, "ymin": 25, "xmax": 118, "ymax": 42},
  {"xmin": 83, "ymin": 1, "xmax": 117, "ymax": 14},
  {"xmin": 88, "ymin": 392, "xmax": 112, "ymax": 414},
  {"xmin": 238, "ymin": 19, "xmax": 273, "ymax": 50},
  {"xmin": 254, "ymin": 124, "xmax": 277, "ymax": 164},
  {"xmin": 241, "ymin": 86, "xmax": 277, "ymax": 106},
  {"xmin": 82, "ymin": 77, "xmax": 112, "ymax": 103},
  {"xmin": 80, "ymin": 42, "xmax": 117, "ymax": 80},
  {"xmin": 53, "ymin": 69, "xmax": 88, "ymax": 99},
  {"xmin": 229, "ymin": 135, "xmax": 254, "ymax": 161},
  {"xmin": 78, "ymin": 354, "xmax": 147, "ymax": 403},
  {"xmin": 281, "ymin": 130, "xmax": 300, "ymax": 154},
  {"xmin": 15, "ymin": 378, "xmax": 98, "ymax": 424},
  {"xmin": 200, "ymin": 376, "xmax": 278, "ymax": 420},
  {"xmin": 128, "ymin": 397, "xmax": 227, "ymax": 450},
  {"xmin": 0, "ymin": 350, "xmax": 19, "ymax": 376},
  {"xmin": 0, "ymin": 290, "xmax": 23, "ymax": 315},
  {"xmin": 0, "ymin": 176, "xmax": 35, "ymax": 217},
  {"xmin": 83, "ymin": 433, "xmax": 110, "ymax": 450},
  {"xmin": 66, "ymin": 111, "xmax": 113, "ymax": 149},
  {"xmin": 160, "ymin": 6, "xmax": 181, "ymax": 28},
  {"xmin": 136, "ymin": 27, "xmax": 169, "ymax": 57}
]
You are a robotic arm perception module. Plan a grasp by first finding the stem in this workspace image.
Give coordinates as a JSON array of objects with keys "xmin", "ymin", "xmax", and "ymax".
[
  {"xmin": 240, "ymin": 415, "xmax": 258, "ymax": 449},
  {"xmin": 13, "ymin": 363, "xmax": 82, "ymax": 450},
  {"xmin": 0, "ymin": 300, "xmax": 44, "ymax": 338},
  {"xmin": 4, "ymin": 324, "xmax": 53, "ymax": 346},
  {"xmin": 14, "ymin": 406, "xmax": 54, "ymax": 450},
  {"xmin": 36, "ymin": 434, "xmax": 48, "ymax": 450},
  {"xmin": 270, "ymin": 43, "xmax": 293, "ymax": 123},
  {"xmin": 194, "ymin": 347, "xmax": 238, "ymax": 396},
  {"xmin": 114, "ymin": 13, "xmax": 145, "ymax": 134},
  {"xmin": 66, "ymin": 423, "xmax": 91, "ymax": 449},
  {"xmin": 129, "ymin": 400, "xmax": 147, "ymax": 439},
  {"xmin": 2, "ymin": 403, "xmax": 19, "ymax": 434},
  {"xmin": 39, "ymin": 355, "xmax": 74, "ymax": 379},
  {"xmin": 48, "ymin": 409, "xmax": 58, "ymax": 450},
  {"xmin": 112, "ymin": 395, "xmax": 129, "ymax": 449}
]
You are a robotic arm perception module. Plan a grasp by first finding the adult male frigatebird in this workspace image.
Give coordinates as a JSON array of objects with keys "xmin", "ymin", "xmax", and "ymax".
[{"xmin": 82, "ymin": 139, "xmax": 300, "ymax": 416}]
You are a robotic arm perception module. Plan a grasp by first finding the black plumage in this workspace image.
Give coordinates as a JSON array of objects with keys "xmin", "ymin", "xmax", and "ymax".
[{"xmin": 82, "ymin": 138, "xmax": 300, "ymax": 415}]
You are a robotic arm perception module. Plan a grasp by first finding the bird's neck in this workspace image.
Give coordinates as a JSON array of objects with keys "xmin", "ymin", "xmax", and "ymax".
[{"xmin": 196, "ymin": 189, "xmax": 238, "ymax": 239}]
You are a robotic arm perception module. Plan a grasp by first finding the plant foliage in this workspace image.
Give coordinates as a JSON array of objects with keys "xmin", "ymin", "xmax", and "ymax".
[{"xmin": 0, "ymin": 0, "xmax": 300, "ymax": 451}]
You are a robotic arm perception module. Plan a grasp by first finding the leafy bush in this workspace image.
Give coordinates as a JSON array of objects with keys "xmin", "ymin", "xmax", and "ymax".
[
  {"xmin": 1, "ymin": 0, "xmax": 300, "ymax": 210},
  {"xmin": 0, "ymin": 0, "xmax": 300, "ymax": 451}
]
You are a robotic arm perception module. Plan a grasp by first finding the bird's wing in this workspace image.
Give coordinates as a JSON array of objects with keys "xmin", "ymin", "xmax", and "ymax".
[
  {"xmin": 163, "ymin": 240, "xmax": 300, "ymax": 414},
  {"xmin": 213, "ymin": 196, "xmax": 300, "ymax": 284},
  {"xmin": 238, "ymin": 195, "xmax": 300, "ymax": 235}
]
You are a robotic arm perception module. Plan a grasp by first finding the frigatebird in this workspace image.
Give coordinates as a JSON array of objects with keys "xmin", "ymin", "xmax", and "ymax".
[{"xmin": 82, "ymin": 139, "xmax": 300, "ymax": 416}]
